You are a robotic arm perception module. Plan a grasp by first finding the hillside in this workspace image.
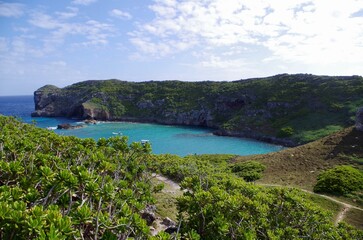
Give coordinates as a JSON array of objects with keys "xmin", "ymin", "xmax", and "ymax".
[
  {"xmin": 1, "ymin": 115, "xmax": 363, "ymax": 239},
  {"xmin": 235, "ymin": 126, "xmax": 363, "ymax": 198},
  {"xmin": 32, "ymin": 74, "xmax": 363, "ymax": 146}
]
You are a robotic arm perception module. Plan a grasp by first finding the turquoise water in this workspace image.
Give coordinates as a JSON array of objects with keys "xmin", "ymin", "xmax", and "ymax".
[{"xmin": 0, "ymin": 96, "xmax": 284, "ymax": 156}]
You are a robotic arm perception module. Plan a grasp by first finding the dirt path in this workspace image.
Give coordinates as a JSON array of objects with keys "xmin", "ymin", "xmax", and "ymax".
[
  {"xmin": 152, "ymin": 176, "xmax": 363, "ymax": 225},
  {"xmin": 150, "ymin": 174, "xmax": 183, "ymax": 236},
  {"xmin": 257, "ymin": 183, "xmax": 363, "ymax": 224},
  {"xmin": 335, "ymin": 205, "xmax": 350, "ymax": 225},
  {"xmin": 152, "ymin": 173, "xmax": 183, "ymax": 192}
]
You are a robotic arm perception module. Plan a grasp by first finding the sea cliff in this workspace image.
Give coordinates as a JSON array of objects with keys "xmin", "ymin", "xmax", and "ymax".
[{"xmin": 32, "ymin": 74, "xmax": 363, "ymax": 146}]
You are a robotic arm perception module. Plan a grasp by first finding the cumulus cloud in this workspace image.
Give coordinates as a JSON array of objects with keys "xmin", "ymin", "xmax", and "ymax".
[
  {"xmin": 0, "ymin": 2, "xmax": 24, "ymax": 17},
  {"xmin": 130, "ymin": 0, "xmax": 363, "ymax": 71},
  {"xmin": 110, "ymin": 9, "xmax": 132, "ymax": 20}
]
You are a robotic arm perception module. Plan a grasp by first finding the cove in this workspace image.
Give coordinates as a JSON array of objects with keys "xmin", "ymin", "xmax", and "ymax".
[
  {"xmin": 53, "ymin": 121, "xmax": 284, "ymax": 156},
  {"xmin": 0, "ymin": 96, "xmax": 284, "ymax": 156}
]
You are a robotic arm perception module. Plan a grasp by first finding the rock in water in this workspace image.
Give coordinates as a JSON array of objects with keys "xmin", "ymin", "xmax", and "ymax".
[
  {"xmin": 57, "ymin": 123, "xmax": 83, "ymax": 130},
  {"xmin": 57, "ymin": 123, "xmax": 72, "ymax": 129},
  {"xmin": 356, "ymin": 107, "xmax": 363, "ymax": 131}
]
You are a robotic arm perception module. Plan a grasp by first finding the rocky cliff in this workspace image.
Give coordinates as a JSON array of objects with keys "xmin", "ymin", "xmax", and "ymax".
[
  {"xmin": 32, "ymin": 74, "xmax": 363, "ymax": 146},
  {"xmin": 356, "ymin": 107, "xmax": 363, "ymax": 131}
]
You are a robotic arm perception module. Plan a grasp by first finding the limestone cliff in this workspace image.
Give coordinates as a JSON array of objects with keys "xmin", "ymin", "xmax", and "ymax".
[{"xmin": 32, "ymin": 74, "xmax": 363, "ymax": 145}]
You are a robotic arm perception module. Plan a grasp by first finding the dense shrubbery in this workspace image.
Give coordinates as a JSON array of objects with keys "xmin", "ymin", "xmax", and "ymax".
[
  {"xmin": 178, "ymin": 176, "xmax": 363, "ymax": 239},
  {"xmin": 230, "ymin": 160, "xmax": 266, "ymax": 181},
  {"xmin": 151, "ymin": 154, "xmax": 363, "ymax": 239},
  {"xmin": 314, "ymin": 165, "xmax": 363, "ymax": 195},
  {"xmin": 0, "ymin": 116, "xmax": 155, "ymax": 239},
  {"xmin": 1, "ymin": 117, "xmax": 363, "ymax": 239}
]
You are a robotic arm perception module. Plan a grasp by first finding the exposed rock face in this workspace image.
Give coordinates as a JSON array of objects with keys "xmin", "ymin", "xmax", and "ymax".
[
  {"xmin": 31, "ymin": 85, "xmax": 85, "ymax": 118},
  {"xmin": 356, "ymin": 107, "xmax": 363, "ymax": 131}
]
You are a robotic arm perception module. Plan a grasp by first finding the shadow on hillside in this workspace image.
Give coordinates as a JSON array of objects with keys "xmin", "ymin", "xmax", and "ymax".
[{"xmin": 329, "ymin": 128, "xmax": 363, "ymax": 163}]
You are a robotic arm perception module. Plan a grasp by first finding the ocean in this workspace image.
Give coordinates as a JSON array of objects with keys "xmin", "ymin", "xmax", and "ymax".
[{"xmin": 0, "ymin": 95, "xmax": 284, "ymax": 156}]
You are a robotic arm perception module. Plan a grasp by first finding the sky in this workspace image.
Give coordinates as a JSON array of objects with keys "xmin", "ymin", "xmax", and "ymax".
[{"xmin": 0, "ymin": 0, "xmax": 363, "ymax": 96}]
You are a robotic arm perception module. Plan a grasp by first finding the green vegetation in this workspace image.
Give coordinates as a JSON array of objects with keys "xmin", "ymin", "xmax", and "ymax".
[
  {"xmin": 1, "ymin": 116, "xmax": 363, "ymax": 239},
  {"xmin": 150, "ymin": 154, "xmax": 363, "ymax": 239},
  {"xmin": 314, "ymin": 165, "xmax": 363, "ymax": 196},
  {"xmin": 277, "ymin": 126, "xmax": 294, "ymax": 138},
  {"xmin": 34, "ymin": 74, "xmax": 363, "ymax": 144},
  {"xmin": 0, "ymin": 116, "xmax": 155, "ymax": 239},
  {"xmin": 231, "ymin": 160, "xmax": 266, "ymax": 181},
  {"xmin": 234, "ymin": 127, "xmax": 363, "ymax": 192},
  {"xmin": 306, "ymin": 194, "xmax": 343, "ymax": 221}
]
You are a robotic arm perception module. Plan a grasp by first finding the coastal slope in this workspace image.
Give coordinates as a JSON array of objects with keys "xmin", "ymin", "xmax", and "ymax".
[{"xmin": 32, "ymin": 74, "xmax": 363, "ymax": 145}]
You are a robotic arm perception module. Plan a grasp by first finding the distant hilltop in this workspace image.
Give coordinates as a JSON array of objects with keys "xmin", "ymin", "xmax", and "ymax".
[{"xmin": 32, "ymin": 74, "xmax": 363, "ymax": 146}]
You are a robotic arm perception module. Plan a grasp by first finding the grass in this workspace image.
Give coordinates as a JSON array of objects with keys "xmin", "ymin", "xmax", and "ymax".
[
  {"xmin": 151, "ymin": 177, "xmax": 183, "ymax": 221},
  {"xmin": 306, "ymin": 194, "xmax": 343, "ymax": 221},
  {"xmin": 344, "ymin": 208, "xmax": 363, "ymax": 230},
  {"xmin": 295, "ymin": 125, "xmax": 344, "ymax": 143},
  {"xmin": 234, "ymin": 126, "xmax": 363, "ymax": 229},
  {"xmin": 234, "ymin": 126, "xmax": 363, "ymax": 197}
]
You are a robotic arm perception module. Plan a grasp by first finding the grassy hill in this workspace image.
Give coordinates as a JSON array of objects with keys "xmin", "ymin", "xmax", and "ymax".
[
  {"xmin": 233, "ymin": 126, "xmax": 363, "ymax": 230},
  {"xmin": 235, "ymin": 126, "xmax": 363, "ymax": 205},
  {"xmin": 32, "ymin": 74, "xmax": 363, "ymax": 146}
]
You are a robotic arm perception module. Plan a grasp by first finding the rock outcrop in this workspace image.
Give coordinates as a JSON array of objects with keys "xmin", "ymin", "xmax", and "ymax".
[
  {"xmin": 57, "ymin": 123, "xmax": 83, "ymax": 130},
  {"xmin": 356, "ymin": 107, "xmax": 363, "ymax": 131}
]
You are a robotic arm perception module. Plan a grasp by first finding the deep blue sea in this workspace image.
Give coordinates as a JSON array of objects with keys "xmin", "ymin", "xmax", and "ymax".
[{"xmin": 0, "ymin": 95, "xmax": 284, "ymax": 156}]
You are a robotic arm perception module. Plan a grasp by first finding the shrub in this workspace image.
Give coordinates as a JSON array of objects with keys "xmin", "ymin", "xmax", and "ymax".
[
  {"xmin": 314, "ymin": 165, "xmax": 363, "ymax": 195},
  {"xmin": 278, "ymin": 126, "xmax": 294, "ymax": 138},
  {"xmin": 231, "ymin": 161, "xmax": 266, "ymax": 182}
]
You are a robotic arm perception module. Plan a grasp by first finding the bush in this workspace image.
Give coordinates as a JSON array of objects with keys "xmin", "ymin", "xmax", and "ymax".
[
  {"xmin": 314, "ymin": 165, "xmax": 363, "ymax": 195},
  {"xmin": 278, "ymin": 126, "xmax": 294, "ymax": 138},
  {"xmin": 231, "ymin": 161, "xmax": 266, "ymax": 182}
]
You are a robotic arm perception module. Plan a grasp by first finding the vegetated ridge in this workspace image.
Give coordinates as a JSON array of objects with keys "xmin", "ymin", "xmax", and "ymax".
[{"xmin": 32, "ymin": 74, "xmax": 363, "ymax": 146}]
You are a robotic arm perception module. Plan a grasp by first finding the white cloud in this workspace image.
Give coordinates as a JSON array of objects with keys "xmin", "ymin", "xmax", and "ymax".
[
  {"xmin": 56, "ymin": 7, "xmax": 78, "ymax": 19},
  {"xmin": 130, "ymin": 0, "xmax": 363, "ymax": 74},
  {"xmin": 72, "ymin": 0, "xmax": 97, "ymax": 6},
  {"xmin": 29, "ymin": 12, "xmax": 61, "ymax": 29},
  {"xmin": 0, "ymin": 37, "xmax": 8, "ymax": 52},
  {"xmin": 28, "ymin": 11, "xmax": 114, "ymax": 48},
  {"xmin": 110, "ymin": 9, "xmax": 132, "ymax": 20},
  {"xmin": 199, "ymin": 55, "xmax": 246, "ymax": 69},
  {"xmin": 0, "ymin": 2, "xmax": 24, "ymax": 17}
]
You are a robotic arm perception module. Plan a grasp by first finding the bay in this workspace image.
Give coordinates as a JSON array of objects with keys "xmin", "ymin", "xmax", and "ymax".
[{"xmin": 0, "ymin": 95, "xmax": 284, "ymax": 156}]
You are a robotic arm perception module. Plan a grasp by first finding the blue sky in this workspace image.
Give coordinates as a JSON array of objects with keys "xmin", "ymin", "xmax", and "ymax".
[{"xmin": 0, "ymin": 0, "xmax": 363, "ymax": 95}]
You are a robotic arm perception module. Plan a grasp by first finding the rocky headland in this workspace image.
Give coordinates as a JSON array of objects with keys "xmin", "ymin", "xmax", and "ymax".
[{"xmin": 32, "ymin": 74, "xmax": 363, "ymax": 146}]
